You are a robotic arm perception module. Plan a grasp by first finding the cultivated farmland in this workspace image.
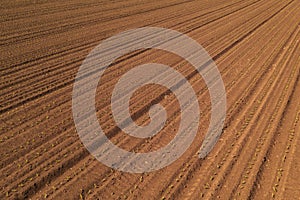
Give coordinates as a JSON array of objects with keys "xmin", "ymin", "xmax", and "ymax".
[{"xmin": 1, "ymin": 0, "xmax": 300, "ymax": 199}]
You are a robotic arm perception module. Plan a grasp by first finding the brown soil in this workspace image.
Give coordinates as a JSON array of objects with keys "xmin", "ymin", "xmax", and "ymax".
[{"xmin": 1, "ymin": 0, "xmax": 299, "ymax": 199}]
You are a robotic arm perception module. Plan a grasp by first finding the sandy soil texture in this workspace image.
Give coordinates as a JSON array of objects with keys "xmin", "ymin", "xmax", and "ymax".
[{"xmin": 1, "ymin": 0, "xmax": 300, "ymax": 199}]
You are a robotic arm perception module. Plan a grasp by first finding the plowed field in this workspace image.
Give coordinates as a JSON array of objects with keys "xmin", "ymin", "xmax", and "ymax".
[{"xmin": 1, "ymin": 0, "xmax": 300, "ymax": 199}]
